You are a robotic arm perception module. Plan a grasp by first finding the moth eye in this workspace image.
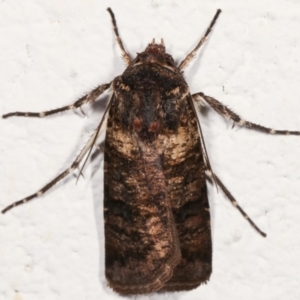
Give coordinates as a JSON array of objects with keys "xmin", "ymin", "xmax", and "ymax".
[
  {"xmin": 165, "ymin": 58, "xmax": 175, "ymax": 67},
  {"xmin": 134, "ymin": 54, "xmax": 142, "ymax": 64}
]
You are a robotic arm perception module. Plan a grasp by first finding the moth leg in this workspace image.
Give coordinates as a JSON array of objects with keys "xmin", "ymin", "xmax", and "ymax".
[
  {"xmin": 2, "ymin": 83, "xmax": 110, "ymax": 119},
  {"xmin": 179, "ymin": 9, "xmax": 222, "ymax": 70},
  {"xmin": 2, "ymin": 101, "xmax": 111, "ymax": 214},
  {"xmin": 107, "ymin": 8, "xmax": 131, "ymax": 66},
  {"xmin": 206, "ymin": 170, "xmax": 267, "ymax": 237},
  {"xmin": 194, "ymin": 92, "xmax": 300, "ymax": 135}
]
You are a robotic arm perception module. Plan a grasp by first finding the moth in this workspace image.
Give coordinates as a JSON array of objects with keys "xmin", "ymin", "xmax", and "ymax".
[{"xmin": 2, "ymin": 7, "xmax": 300, "ymax": 295}]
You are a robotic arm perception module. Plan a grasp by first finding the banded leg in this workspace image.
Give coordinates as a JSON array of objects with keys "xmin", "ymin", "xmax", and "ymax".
[
  {"xmin": 2, "ymin": 83, "xmax": 110, "ymax": 119},
  {"xmin": 107, "ymin": 8, "xmax": 131, "ymax": 66},
  {"xmin": 194, "ymin": 92, "xmax": 300, "ymax": 135},
  {"xmin": 1, "ymin": 100, "xmax": 111, "ymax": 214},
  {"xmin": 206, "ymin": 170, "xmax": 267, "ymax": 237},
  {"xmin": 179, "ymin": 9, "xmax": 222, "ymax": 70}
]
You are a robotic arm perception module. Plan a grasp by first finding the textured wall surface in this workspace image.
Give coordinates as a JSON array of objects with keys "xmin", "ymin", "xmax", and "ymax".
[{"xmin": 1, "ymin": 1, "xmax": 300, "ymax": 300}]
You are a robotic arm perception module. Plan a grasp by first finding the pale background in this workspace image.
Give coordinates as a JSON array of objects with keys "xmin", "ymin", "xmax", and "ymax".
[{"xmin": 1, "ymin": 1, "xmax": 300, "ymax": 300}]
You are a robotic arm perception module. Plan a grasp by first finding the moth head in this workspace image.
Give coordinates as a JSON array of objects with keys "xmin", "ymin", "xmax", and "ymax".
[{"xmin": 133, "ymin": 38, "xmax": 176, "ymax": 69}]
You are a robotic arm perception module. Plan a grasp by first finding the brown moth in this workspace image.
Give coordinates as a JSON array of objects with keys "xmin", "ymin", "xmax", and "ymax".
[{"xmin": 2, "ymin": 7, "xmax": 300, "ymax": 295}]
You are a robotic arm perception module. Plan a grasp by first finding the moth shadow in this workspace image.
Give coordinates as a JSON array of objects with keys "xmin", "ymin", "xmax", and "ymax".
[
  {"xmin": 85, "ymin": 96, "xmax": 109, "ymax": 292},
  {"xmin": 90, "ymin": 148, "xmax": 106, "ymax": 291},
  {"xmin": 198, "ymin": 104, "xmax": 210, "ymax": 118}
]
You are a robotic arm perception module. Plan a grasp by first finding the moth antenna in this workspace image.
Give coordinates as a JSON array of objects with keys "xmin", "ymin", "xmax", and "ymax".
[
  {"xmin": 161, "ymin": 38, "xmax": 165, "ymax": 46},
  {"xmin": 107, "ymin": 7, "xmax": 131, "ymax": 66},
  {"xmin": 121, "ymin": 53, "xmax": 130, "ymax": 64},
  {"xmin": 151, "ymin": 38, "xmax": 155, "ymax": 44},
  {"xmin": 179, "ymin": 9, "xmax": 222, "ymax": 70}
]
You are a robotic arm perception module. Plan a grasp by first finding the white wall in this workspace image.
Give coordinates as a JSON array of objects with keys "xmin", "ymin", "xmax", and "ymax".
[{"xmin": 1, "ymin": 1, "xmax": 300, "ymax": 299}]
